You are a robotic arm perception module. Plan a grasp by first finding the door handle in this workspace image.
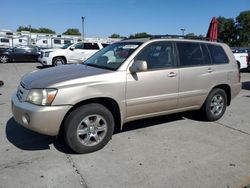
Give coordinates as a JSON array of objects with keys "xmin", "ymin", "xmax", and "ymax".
[
  {"xmin": 168, "ymin": 72, "xmax": 177, "ymax": 77},
  {"xmin": 207, "ymin": 68, "xmax": 214, "ymax": 73}
]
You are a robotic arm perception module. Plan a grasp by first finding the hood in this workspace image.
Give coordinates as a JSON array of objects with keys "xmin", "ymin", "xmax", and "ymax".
[
  {"xmin": 41, "ymin": 48, "xmax": 61, "ymax": 53},
  {"xmin": 21, "ymin": 64, "xmax": 111, "ymax": 89}
]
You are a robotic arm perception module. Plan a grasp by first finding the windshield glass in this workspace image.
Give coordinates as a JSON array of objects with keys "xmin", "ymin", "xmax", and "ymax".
[
  {"xmin": 84, "ymin": 42, "xmax": 142, "ymax": 70},
  {"xmin": 61, "ymin": 43, "xmax": 73, "ymax": 49}
]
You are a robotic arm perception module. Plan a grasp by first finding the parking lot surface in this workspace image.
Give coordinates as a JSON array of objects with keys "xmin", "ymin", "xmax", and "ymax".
[{"xmin": 0, "ymin": 63, "xmax": 250, "ymax": 188}]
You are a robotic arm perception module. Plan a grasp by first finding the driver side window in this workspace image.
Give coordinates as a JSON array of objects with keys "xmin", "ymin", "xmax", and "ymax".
[{"xmin": 134, "ymin": 41, "xmax": 176, "ymax": 70}]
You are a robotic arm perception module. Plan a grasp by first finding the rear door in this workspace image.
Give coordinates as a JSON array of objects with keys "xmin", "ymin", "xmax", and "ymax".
[
  {"xmin": 177, "ymin": 42, "xmax": 214, "ymax": 109},
  {"xmin": 126, "ymin": 41, "xmax": 179, "ymax": 120}
]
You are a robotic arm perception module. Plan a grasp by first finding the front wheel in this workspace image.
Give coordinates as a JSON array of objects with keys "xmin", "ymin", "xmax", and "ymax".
[
  {"xmin": 0, "ymin": 55, "xmax": 9, "ymax": 63},
  {"xmin": 53, "ymin": 57, "xmax": 66, "ymax": 66},
  {"xmin": 63, "ymin": 103, "xmax": 115, "ymax": 154},
  {"xmin": 201, "ymin": 88, "xmax": 227, "ymax": 121}
]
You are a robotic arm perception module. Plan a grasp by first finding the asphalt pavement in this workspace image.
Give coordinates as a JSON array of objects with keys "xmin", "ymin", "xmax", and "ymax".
[{"xmin": 0, "ymin": 62, "xmax": 250, "ymax": 188}]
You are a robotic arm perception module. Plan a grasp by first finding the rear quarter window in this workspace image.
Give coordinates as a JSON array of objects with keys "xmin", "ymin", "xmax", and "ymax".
[{"xmin": 207, "ymin": 44, "xmax": 229, "ymax": 64}]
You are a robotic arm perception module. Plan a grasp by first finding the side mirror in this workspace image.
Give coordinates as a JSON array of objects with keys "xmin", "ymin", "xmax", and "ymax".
[
  {"xmin": 129, "ymin": 60, "xmax": 147, "ymax": 74},
  {"xmin": 0, "ymin": 81, "xmax": 4, "ymax": 87},
  {"xmin": 69, "ymin": 46, "xmax": 75, "ymax": 51}
]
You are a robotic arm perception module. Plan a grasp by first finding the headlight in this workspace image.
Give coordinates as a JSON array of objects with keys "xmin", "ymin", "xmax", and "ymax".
[
  {"xmin": 26, "ymin": 89, "xmax": 58, "ymax": 106},
  {"xmin": 45, "ymin": 51, "xmax": 52, "ymax": 57}
]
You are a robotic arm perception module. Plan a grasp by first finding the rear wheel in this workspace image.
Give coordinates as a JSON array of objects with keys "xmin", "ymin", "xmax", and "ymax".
[
  {"xmin": 63, "ymin": 103, "xmax": 114, "ymax": 154},
  {"xmin": 53, "ymin": 57, "xmax": 66, "ymax": 66},
  {"xmin": 0, "ymin": 55, "xmax": 9, "ymax": 63},
  {"xmin": 201, "ymin": 88, "xmax": 227, "ymax": 121}
]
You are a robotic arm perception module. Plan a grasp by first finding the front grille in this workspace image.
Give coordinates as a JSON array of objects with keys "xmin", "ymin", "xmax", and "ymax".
[{"xmin": 16, "ymin": 82, "xmax": 29, "ymax": 102}]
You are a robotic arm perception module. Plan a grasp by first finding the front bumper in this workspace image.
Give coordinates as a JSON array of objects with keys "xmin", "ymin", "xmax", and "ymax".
[
  {"xmin": 38, "ymin": 56, "xmax": 53, "ymax": 66},
  {"xmin": 11, "ymin": 94, "xmax": 71, "ymax": 136}
]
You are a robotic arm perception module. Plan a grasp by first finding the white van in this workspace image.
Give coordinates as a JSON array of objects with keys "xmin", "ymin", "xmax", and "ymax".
[{"xmin": 38, "ymin": 42, "xmax": 110, "ymax": 66}]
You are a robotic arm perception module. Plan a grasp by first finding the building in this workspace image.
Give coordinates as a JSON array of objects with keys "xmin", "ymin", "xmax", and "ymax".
[{"xmin": 0, "ymin": 29, "xmax": 117, "ymax": 49}]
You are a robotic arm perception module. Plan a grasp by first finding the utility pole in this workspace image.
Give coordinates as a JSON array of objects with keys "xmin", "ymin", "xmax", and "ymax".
[
  {"xmin": 181, "ymin": 28, "xmax": 186, "ymax": 36},
  {"xmin": 81, "ymin": 16, "xmax": 85, "ymax": 41}
]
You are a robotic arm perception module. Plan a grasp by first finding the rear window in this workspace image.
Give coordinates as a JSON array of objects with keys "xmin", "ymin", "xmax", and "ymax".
[
  {"xmin": 84, "ymin": 43, "xmax": 100, "ymax": 50},
  {"xmin": 207, "ymin": 44, "xmax": 229, "ymax": 64}
]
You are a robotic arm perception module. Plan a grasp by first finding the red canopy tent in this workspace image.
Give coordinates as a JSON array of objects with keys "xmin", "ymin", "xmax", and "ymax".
[{"xmin": 206, "ymin": 17, "xmax": 218, "ymax": 41}]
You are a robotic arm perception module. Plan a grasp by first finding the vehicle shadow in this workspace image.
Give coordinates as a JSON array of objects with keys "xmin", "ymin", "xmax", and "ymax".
[
  {"xmin": 36, "ymin": 65, "xmax": 51, "ymax": 69},
  {"xmin": 118, "ymin": 114, "xmax": 184, "ymax": 134},
  {"xmin": 6, "ymin": 118, "xmax": 54, "ymax": 151},
  {"xmin": 242, "ymin": 81, "xmax": 250, "ymax": 91},
  {"xmin": 6, "ymin": 114, "xmax": 186, "ymax": 154}
]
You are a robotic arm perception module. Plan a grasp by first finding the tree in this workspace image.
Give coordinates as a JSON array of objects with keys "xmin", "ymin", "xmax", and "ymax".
[
  {"xmin": 16, "ymin": 26, "xmax": 55, "ymax": 34},
  {"xmin": 109, "ymin": 34, "xmax": 121, "ymax": 38},
  {"xmin": 129, "ymin": 32, "xmax": 151, "ymax": 39},
  {"xmin": 236, "ymin": 10, "xmax": 250, "ymax": 46},
  {"xmin": 62, "ymin": 28, "xmax": 81, "ymax": 36},
  {"xmin": 217, "ymin": 16, "xmax": 236, "ymax": 46},
  {"xmin": 37, "ymin": 27, "xmax": 55, "ymax": 34}
]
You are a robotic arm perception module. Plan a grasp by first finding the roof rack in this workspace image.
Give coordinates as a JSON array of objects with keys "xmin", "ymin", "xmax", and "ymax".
[{"xmin": 150, "ymin": 35, "xmax": 217, "ymax": 41}]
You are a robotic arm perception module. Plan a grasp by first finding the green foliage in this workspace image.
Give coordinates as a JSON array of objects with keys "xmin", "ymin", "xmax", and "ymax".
[
  {"xmin": 16, "ymin": 26, "xmax": 55, "ymax": 34},
  {"xmin": 236, "ymin": 10, "xmax": 250, "ymax": 47},
  {"xmin": 129, "ymin": 32, "xmax": 151, "ymax": 39},
  {"xmin": 62, "ymin": 28, "xmax": 81, "ymax": 36},
  {"xmin": 109, "ymin": 34, "xmax": 121, "ymax": 38},
  {"xmin": 217, "ymin": 17, "xmax": 236, "ymax": 46}
]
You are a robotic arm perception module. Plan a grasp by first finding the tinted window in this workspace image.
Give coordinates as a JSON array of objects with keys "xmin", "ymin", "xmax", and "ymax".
[
  {"xmin": 64, "ymin": 40, "xmax": 71, "ymax": 44},
  {"xmin": 19, "ymin": 39, "xmax": 22, "ymax": 43},
  {"xmin": 135, "ymin": 41, "xmax": 176, "ymax": 70},
  {"xmin": 201, "ymin": 44, "xmax": 211, "ymax": 65},
  {"xmin": 84, "ymin": 43, "xmax": 100, "ymax": 50},
  {"xmin": 14, "ymin": 48, "xmax": 26, "ymax": 53},
  {"xmin": 177, "ymin": 42, "xmax": 206, "ymax": 67},
  {"xmin": 54, "ymin": 39, "xmax": 61, "ymax": 44},
  {"xmin": 207, "ymin": 44, "xmax": 229, "ymax": 64},
  {"xmin": 102, "ymin": 43, "xmax": 110, "ymax": 48},
  {"xmin": 74, "ymin": 43, "xmax": 84, "ymax": 49}
]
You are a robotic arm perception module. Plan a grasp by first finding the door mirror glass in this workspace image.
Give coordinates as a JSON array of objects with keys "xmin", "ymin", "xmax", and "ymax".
[{"xmin": 129, "ymin": 60, "xmax": 148, "ymax": 74}]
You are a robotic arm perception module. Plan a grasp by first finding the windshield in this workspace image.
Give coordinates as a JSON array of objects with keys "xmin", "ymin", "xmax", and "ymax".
[
  {"xmin": 61, "ymin": 43, "xmax": 73, "ymax": 49},
  {"xmin": 84, "ymin": 42, "xmax": 142, "ymax": 70}
]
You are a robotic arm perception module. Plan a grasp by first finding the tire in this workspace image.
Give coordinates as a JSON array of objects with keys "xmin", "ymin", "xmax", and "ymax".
[
  {"xmin": 0, "ymin": 55, "xmax": 9, "ymax": 63},
  {"xmin": 63, "ymin": 103, "xmax": 115, "ymax": 154},
  {"xmin": 53, "ymin": 57, "xmax": 66, "ymax": 66},
  {"xmin": 201, "ymin": 88, "xmax": 227, "ymax": 121}
]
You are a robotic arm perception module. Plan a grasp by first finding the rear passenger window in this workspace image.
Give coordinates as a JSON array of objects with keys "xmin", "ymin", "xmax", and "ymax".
[
  {"xmin": 177, "ymin": 42, "xmax": 207, "ymax": 67},
  {"xmin": 84, "ymin": 43, "xmax": 100, "ymax": 50},
  {"xmin": 207, "ymin": 44, "xmax": 229, "ymax": 64},
  {"xmin": 201, "ymin": 44, "xmax": 211, "ymax": 65}
]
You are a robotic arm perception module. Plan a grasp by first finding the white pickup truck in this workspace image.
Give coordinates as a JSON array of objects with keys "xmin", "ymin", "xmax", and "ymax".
[
  {"xmin": 232, "ymin": 50, "xmax": 249, "ymax": 70},
  {"xmin": 39, "ymin": 42, "xmax": 110, "ymax": 66}
]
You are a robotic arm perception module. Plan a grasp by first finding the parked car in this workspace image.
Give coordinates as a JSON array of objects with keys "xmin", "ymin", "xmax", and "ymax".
[
  {"xmin": 0, "ymin": 46, "xmax": 40, "ymax": 63},
  {"xmin": 38, "ymin": 42, "xmax": 110, "ymax": 66},
  {"xmin": 232, "ymin": 50, "xmax": 249, "ymax": 70},
  {"xmin": 12, "ymin": 37, "xmax": 241, "ymax": 154}
]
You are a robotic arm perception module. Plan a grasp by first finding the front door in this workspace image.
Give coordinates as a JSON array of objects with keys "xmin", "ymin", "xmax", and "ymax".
[{"xmin": 126, "ymin": 41, "xmax": 179, "ymax": 120}]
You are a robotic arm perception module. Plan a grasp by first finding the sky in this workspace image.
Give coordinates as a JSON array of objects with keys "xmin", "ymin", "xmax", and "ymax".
[{"xmin": 0, "ymin": 0, "xmax": 249, "ymax": 38}]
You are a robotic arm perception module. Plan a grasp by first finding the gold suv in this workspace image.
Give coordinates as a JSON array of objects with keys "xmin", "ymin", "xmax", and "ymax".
[{"xmin": 12, "ymin": 37, "xmax": 241, "ymax": 153}]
